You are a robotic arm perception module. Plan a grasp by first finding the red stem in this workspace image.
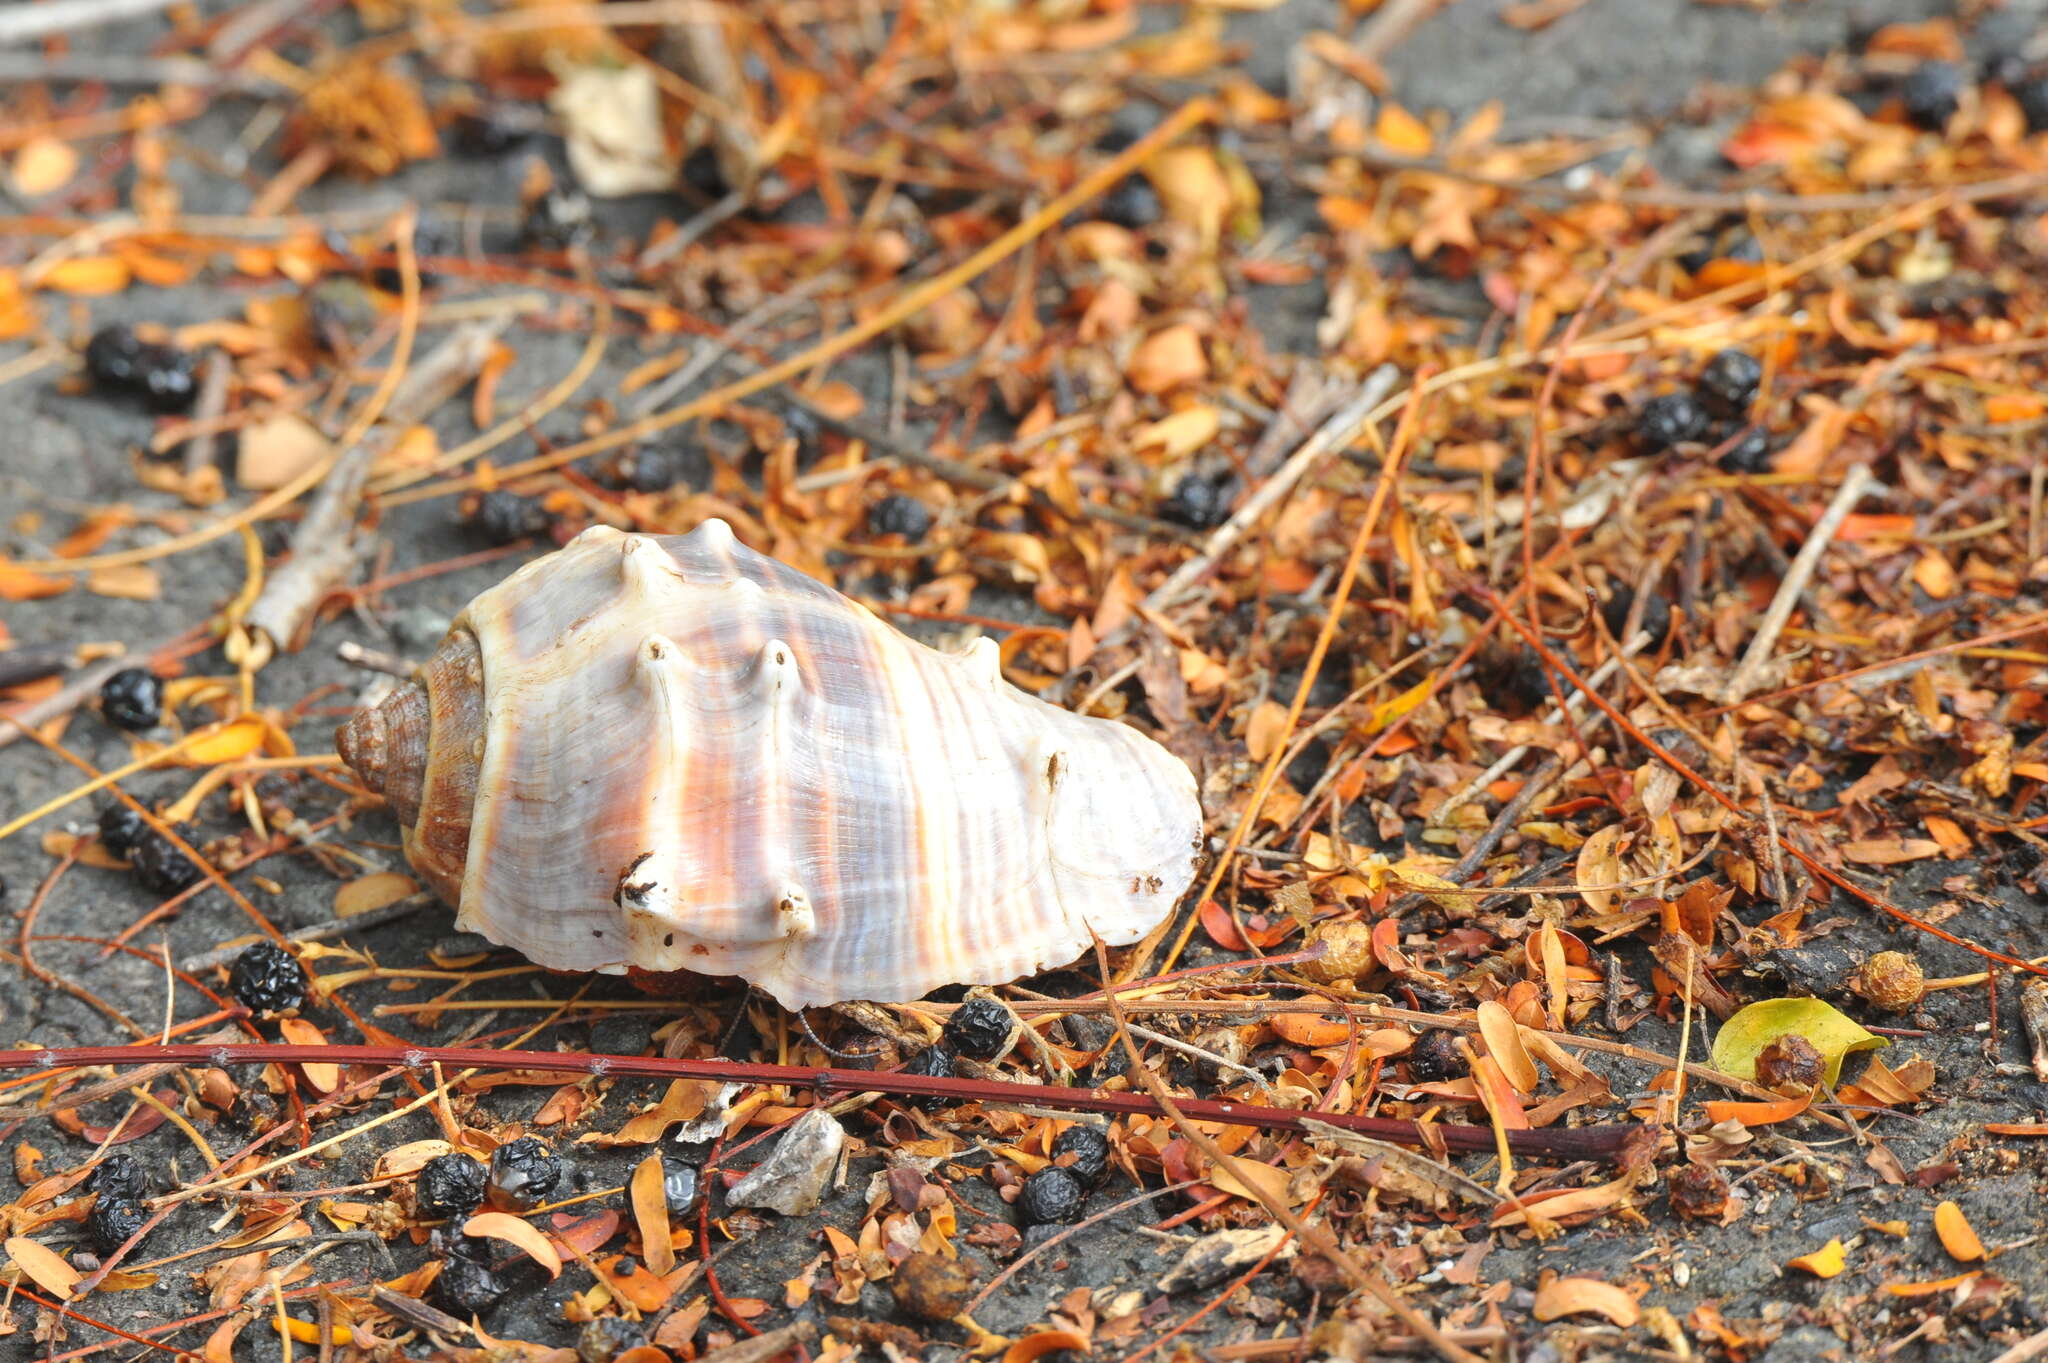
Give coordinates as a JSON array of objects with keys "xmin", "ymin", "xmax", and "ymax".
[{"xmin": 3, "ymin": 1042, "xmax": 1638, "ymax": 1162}]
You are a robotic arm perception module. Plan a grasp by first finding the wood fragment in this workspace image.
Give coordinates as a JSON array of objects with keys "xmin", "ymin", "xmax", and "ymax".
[{"xmin": 2022, "ymin": 979, "xmax": 2048, "ymax": 1083}]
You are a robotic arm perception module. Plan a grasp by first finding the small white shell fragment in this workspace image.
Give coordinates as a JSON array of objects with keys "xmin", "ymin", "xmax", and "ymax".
[{"xmin": 726, "ymin": 1108, "xmax": 845, "ymax": 1216}]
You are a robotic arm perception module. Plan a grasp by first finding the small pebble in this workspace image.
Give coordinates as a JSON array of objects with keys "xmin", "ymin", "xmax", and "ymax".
[
  {"xmin": 661, "ymin": 1158, "xmax": 701, "ymax": 1215},
  {"xmin": 523, "ymin": 188, "xmax": 595, "ymax": 250},
  {"xmin": 466, "ymin": 491, "xmax": 550, "ymax": 546}
]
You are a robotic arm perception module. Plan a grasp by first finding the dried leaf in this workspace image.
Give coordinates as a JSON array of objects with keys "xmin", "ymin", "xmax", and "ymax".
[
  {"xmin": 1933, "ymin": 1200, "xmax": 1985, "ymax": 1262},
  {"xmin": 463, "ymin": 1211, "xmax": 564, "ymax": 1278},
  {"xmin": 277, "ymin": 1017, "xmax": 338, "ymax": 1093},
  {"xmin": 5, "ymin": 1236, "xmax": 80, "ymax": 1299},
  {"xmin": 1786, "ymin": 1237, "xmax": 1847, "ymax": 1278},
  {"xmin": 1710, "ymin": 998, "xmax": 1886, "ymax": 1089},
  {"xmin": 630, "ymin": 1155, "xmax": 675, "ymax": 1276},
  {"xmin": 1532, "ymin": 1276, "xmax": 1640, "ymax": 1327},
  {"xmin": 1476, "ymin": 1000, "xmax": 1538, "ymax": 1093},
  {"xmin": 334, "ymin": 871, "xmax": 417, "ymax": 917}
]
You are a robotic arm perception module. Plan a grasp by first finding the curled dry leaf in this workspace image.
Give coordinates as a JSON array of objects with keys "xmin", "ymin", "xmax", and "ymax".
[
  {"xmin": 1002, "ymin": 1330, "xmax": 1092, "ymax": 1363},
  {"xmin": 1531, "ymin": 1275, "xmax": 1640, "ymax": 1327},
  {"xmin": 461, "ymin": 1211, "xmax": 564, "ymax": 1278},
  {"xmin": 1126, "ymin": 324, "xmax": 1207, "ymax": 394},
  {"xmin": 1786, "ymin": 1237, "xmax": 1848, "ymax": 1278}
]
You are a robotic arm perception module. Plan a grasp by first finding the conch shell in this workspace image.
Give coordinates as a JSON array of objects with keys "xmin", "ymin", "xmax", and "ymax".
[{"xmin": 336, "ymin": 521, "xmax": 1202, "ymax": 1008}]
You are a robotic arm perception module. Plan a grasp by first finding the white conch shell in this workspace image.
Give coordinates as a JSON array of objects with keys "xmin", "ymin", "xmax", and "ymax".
[{"xmin": 346, "ymin": 521, "xmax": 1203, "ymax": 1009}]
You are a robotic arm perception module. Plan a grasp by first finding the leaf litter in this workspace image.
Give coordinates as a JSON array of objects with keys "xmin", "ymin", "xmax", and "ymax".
[{"xmin": 1, "ymin": 2, "xmax": 2048, "ymax": 1361}]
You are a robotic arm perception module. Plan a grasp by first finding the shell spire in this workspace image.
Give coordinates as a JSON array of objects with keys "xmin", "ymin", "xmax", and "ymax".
[{"xmin": 335, "ymin": 521, "xmax": 1204, "ymax": 1008}]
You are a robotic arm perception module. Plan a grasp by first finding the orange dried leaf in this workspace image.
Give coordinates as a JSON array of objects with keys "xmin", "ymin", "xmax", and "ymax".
[
  {"xmin": 1126, "ymin": 325, "xmax": 1207, "ymax": 395},
  {"xmin": 1786, "ymin": 1237, "xmax": 1847, "ymax": 1278},
  {"xmin": 5, "ymin": 1236, "xmax": 81, "ymax": 1298},
  {"xmin": 630, "ymin": 1155, "xmax": 675, "ymax": 1277},
  {"xmin": 1476, "ymin": 1001, "xmax": 1538, "ymax": 1093},
  {"xmin": 1373, "ymin": 102, "xmax": 1433, "ymax": 156},
  {"xmin": 277, "ymin": 1017, "xmax": 338, "ymax": 1092},
  {"xmin": 334, "ymin": 871, "xmax": 417, "ymax": 918},
  {"xmin": 178, "ymin": 717, "xmax": 274, "ymax": 765},
  {"xmin": 39, "ymin": 256, "xmax": 131, "ymax": 295},
  {"xmin": 1270, "ymin": 1012, "xmax": 1349, "ymax": 1048},
  {"xmin": 0, "ymin": 563, "xmax": 72, "ymax": 601},
  {"xmin": 463, "ymin": 1211, "xmax": 563, "ymax": 1278},
  {"xmin": 1003, "ymin": 1331, "xmax": 1092, "ymax": 1363},
  {"xmin": 1933, "ymin": 1200, "xmax": 1985, "ymax": 1263},
  {"xmin": 1886, "ymin": 1271, "xmax": 1979, "ymax": 1297},
  {"xmin": 1532, "ymin": 1276, "xmax": 1640, "ymax": 1327},
  {"xmin": 1701, "ymin": 1091, "xmax": 1813, "ymax": 1127},
  {"xmin": 11, "ymin": 138, "xmax": 79, "ymax": 196}
]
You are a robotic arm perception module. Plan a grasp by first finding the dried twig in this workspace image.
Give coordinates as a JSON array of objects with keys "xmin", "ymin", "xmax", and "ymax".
[
  {"xmin": 0, "ymin": 0, "xmax": 182, "ymax": 45},
  {"xmin": 1721, "ymin": 463, "xmax": 1877, "ymax": 703}
]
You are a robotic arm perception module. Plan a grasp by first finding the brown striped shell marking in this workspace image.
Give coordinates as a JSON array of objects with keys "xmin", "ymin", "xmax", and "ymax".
[{"xmin": 336, "ymin": 521, "xmax": 1204, "ymax": 1008}]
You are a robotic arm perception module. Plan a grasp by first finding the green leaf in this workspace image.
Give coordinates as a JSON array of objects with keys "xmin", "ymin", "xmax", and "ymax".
[{"xmin": 1710, "ymin": 998, "xmax": 1887, "ymax": 1088}]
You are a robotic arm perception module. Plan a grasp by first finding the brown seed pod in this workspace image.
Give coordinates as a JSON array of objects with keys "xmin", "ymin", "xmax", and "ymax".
[
  {"xmin": 335, "ymin": 522, "xmax": 1204, "ymax": 1009},
  {"xmin": 1667, "ymin": 1163, "xmax": 1731, "ymax": 1221},
  {"xmin": 1753, "ymin": 1034, "xmax": 1825, "ymax": 1093},
  {"xmin": 1849, "ymin": 951, "xmax": 1925, "ymax": 1012},
  {"xmin": 889, "ymin": 1252, "xmax": 974, "ymax": 1322},
  {"xmin": 1298, "ymin": 919, "xmax": 1375, "ymax": 984}
]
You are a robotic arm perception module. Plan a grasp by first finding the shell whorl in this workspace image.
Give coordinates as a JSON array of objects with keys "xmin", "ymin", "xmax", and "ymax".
[
  {"xmin": 336, "ymin": 627, "xmax": 486, "ymax": 909},
  {"xmin": 336, "ymin": 521, "xmax": 1204, "ymax": 1008}
]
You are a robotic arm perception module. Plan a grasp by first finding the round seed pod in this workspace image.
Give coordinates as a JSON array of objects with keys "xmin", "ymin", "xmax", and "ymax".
[
  {"xmin": 1667, "ymin": 1163, "xmax": 1731, "ymax": 1221},
  {"xmin": 890, "ymin": 1251, "xmax": 974, "ymax": 1322},
  {"xmin": 1850, "ymin": 951, "xmax": 1925, "ymax": 1011},
  {"xmin": 1015, "ymin": 1165, "xmax": 1086, "ymax": 1226},
  {"xmin": 943, "ymin": 998, "xmax": 1014, "ymax": 1060}
]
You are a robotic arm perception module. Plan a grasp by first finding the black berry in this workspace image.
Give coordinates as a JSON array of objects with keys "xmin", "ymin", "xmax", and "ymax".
[
  {"xmin": 609, "ymin": 447, "xmax": 682, "ymax": 493},
  {"xmin": 681, "ymin": 145, "xmax": 732, "ymax": 201},
  {"xmin": 86, "ymin": 1197, "xmax": 150, "ymax": 1255},
  {"xmin": 98, "ymin": 668, "xmax": 163, "ymax": 730},
  {"xmin": 897, "ymin": 1044, "xmax": 955, "ymax": 1109},
  {"xmin": 83, "ymin": 1153, "xmax": 149, "ymax": 1203},
  {"xmin": 1635, "ymin": 393, "xmax": 1710, "ymax": 451},
  {"xmin": 138, "ymin": 355, "xmax": 199, "ymax": 413},
  {"xmin": 85, "ymin": 325, "xmax": 146, "ymax": 390},
  {"xmin": 523, "ymin": 188, "xmax": 594, "ymax": 250},
  {"xmin": 228, "ymin": 941, "xmax": 306, "ymax": 1016},
  {"xmin": 1050, "ymin": 1125, "xmax": 1112, "ymax": 1189},
  {"xmin": 1717, "ymin": 424, "xmax": 1775, "ymax": 474},
  {"xmin": 434, "ymin": 1241, "xmax": 512, "ymax": 1316},
  {"xmin": 487, "ymin": 1137, "xmax": 561, "ymax": 1212},
  {"xmin": 868, "ymin": 494, "xmax": 933, "ymax": 540},
  {"xmin": 942, "ymin": 998, "xmax": 1013, "ymax": 1061},
  {"xmin": 466, "ymin": 491, "xmax": 549, "ymax": 545},
  {"xmin": 416, "ymin": 1153, "xmax": 489, "ymax": 1220},
  {"xmin": 660, "ymin": 1158, "xmax": 701, "ymax": 1215},
  {"xmin": 1406, "ymin": 1029, "xmax": 1467, "ymax": 1082},
  {"xmin": 1500, "ymin": 649, "xmax": 1555, "ymax": 712},
  {"xmin": 1900, "ymin": 61, "xmax": 1965, "ymax": 129},
  {"xmin": 97, "ymin": 804, "xmax": 148, "ymax": 859},
  {"xmin": 1601, "ymin": 586, "xmax": 1671, "ymax": 648},
  {"xmin": 1697, "ymin": 349, "xmax": 1762, "ymax": 414},
  {"xmin": 1160, "ymin": 471, "xmax": 1233, "ymax": 529},
  {"xmin": 1015, "ymin": 1166, "xmax": 1086, "ymax": 1226},
  {"xmin": 1096, "ymin": 176, "xmax": 1161, "ymax": 230},
  {"xmin": 130, "ymin": 828, "xmax": 203, "ymax": 897}
]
